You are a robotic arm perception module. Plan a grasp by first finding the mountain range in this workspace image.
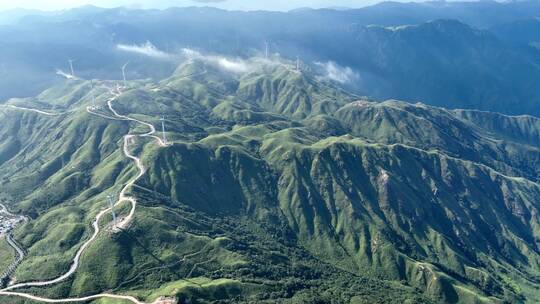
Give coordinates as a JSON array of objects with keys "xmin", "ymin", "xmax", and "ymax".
[
  {"xmin": 1, "ymin": 58, "xmax": 540, "ymax": 303},
  {"xmin": 2, "ymin": 2, "xmax": 540, "ymax": 117}
]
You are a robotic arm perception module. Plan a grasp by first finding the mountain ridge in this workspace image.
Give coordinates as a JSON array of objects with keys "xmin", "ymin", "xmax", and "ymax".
[
  {"xmin": 0, "ymin": 59, "xmax": 539, "ymax": 303},
  {"xmin": 2, "ymin": 3, "xmax": 540, "ymax": 119}
]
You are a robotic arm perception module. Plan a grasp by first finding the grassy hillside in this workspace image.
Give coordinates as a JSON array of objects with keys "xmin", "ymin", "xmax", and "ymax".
[{"xmin": 0, "ymin": 59, "xmax": 539, "ymax": 303}]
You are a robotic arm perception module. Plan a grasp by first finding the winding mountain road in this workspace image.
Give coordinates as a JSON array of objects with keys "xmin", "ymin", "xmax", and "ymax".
[
  {"xmin": 107, "ymin": 87, "xmax": 168, "ymax": 147},
  {"xmin": 107, "ymin": 86, "xmax": 167, "ymax": 230},
  {"xmin": 0, "ymin": 291, "xmax": 145, "ymax": 303},
  {"xmin": 2, "ymin": 105, "xmax": 62, "ymax": 116},
  {"xmin": 86, "ymin": 106, "xmax": 125, "ymax": 121},
  {"xmin": 0, "ymin": 87, "xmax": 167, "ymax": 303},
  {"xmin": 0, "ymin": 204, "xmax": 27, "ymax": 284},
  {"xmin": 5, "ymin": 234, "xmax": 25, "ymax": 266}
]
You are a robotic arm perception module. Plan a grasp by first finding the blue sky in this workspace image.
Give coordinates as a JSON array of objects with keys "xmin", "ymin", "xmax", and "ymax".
[{"xmin": 0, "ymin": 0, "xmax": 397, "ymax": 11}]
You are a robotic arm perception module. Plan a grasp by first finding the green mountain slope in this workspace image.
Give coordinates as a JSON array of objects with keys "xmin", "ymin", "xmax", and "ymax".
[{"xmin": 0, "ymin": 59, "xmax": 539, "ymax": 303}]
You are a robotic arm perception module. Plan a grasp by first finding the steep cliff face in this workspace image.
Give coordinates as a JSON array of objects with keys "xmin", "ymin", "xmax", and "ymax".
[{"xmin": 141, "ymin": 120, "xmax": 540, "ymax": 302}]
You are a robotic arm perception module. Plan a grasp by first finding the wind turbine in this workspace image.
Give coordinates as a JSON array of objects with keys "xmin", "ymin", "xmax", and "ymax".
[
  {"xmin": 264, "ymin": 41, "xmax": 269, "ymax": 59},
  {"xmin": 107, "ymin": 194, "xmax": 117, "ymax": 228},
  {"xmin": 68, "ymin": 59, "xmax": 75, "ymax": 77},
  {"xmin": 160, "ymin": 116, "xmax": 168, "ymax": 145},
  {"xmin": 121, "ymin": 62, "xmax": 130, "ymax": 88},
  {"xmin": 296, "ymin": 56, "xmax": 300, "ymax": 71},
  {"xmin": 90, "ymin": 80, "xmax": 97, "ymax": 109}
]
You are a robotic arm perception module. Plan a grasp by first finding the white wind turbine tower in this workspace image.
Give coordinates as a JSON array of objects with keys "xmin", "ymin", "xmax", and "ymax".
[
  {"xmin": 90, "ymin": 80, "xmax": 97, "ymax": 109},
  {"xmin": 107, "ymin": 194, "xmax": 117, "ymax": 228},
  {"xmin": 121, "ymin": 62, "xmax": 130, "ymax": 88},
  {"xmin": 160, "ymin": 116, "xmax": 168, "ymax": 145},
  {"xmin": 296, "ymin": 56, "xmax": 300, "ymax": 71},
  {"xmin": 264, "ymin": 41, "xmax": 269, "ymax": 59},
  {"xmin": 68, "ymin": 59, "xmax": 75, "ymax": 77}
]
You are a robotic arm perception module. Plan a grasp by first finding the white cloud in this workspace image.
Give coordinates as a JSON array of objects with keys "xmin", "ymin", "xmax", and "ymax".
[
  {"xmin": 181, "ymin": 48, "xmax": 251, "ymax": 73},
  {"xmin": 117, "ymin": 41, "xmax": 171, "ymax": 60},
  {"xmin": 55, "ymin": 69, "xmax": 76, "ymax": 79},
  {"xmin": 314, "ymin": 61, "xmax": 359, "ymax": 84},
  {"xmin": 214, "ymin": 57, "xmax": 250, "ymax": 73}
]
